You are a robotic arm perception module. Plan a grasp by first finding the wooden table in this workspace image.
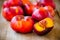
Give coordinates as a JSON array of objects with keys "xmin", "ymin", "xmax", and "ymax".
[{"xmin": 0, "ymin": 0, "xmax": 60, "ymax": 40}]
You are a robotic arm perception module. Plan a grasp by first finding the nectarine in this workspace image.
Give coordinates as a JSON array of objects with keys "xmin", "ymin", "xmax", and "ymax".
[
  {"xmin": 32, "ymin": 7, "xmax": 48, "ymax": 21},
  {"xmin": 37, "ymin": 0, "xmax": 56, "ymax": 9},
  {"xmin": 2, "ymin": 6, "xmax": 24, "ymax": 21},
  {"xmin": 3, "ymin": 0, "xmax": 22, "ymax": 8},
  {"xmin": 34, "ymin": 17, "xmax": 54, "ymax": 35},
  {"xmin": 10, "ymin": 15, "xmax": 34, "ymax": 33}
]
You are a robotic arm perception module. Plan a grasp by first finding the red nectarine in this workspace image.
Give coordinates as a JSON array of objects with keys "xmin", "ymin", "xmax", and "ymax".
[
  {"xmin": 2, "ymin": 6, "xmax": 24, "ymax": 21},
  {"xmin": 3, "ymin": 0, "xmax": 22, "ymax": 8},
  {"xmin": 21, "ymin": 0, "xmax": 35, "ymax": 16},
  {"xmin": 10, "ymin": 15, "xmax": 34, "ymax": 33},
  {"xmin": 32, "ymin": 7, "xmax": 48, "ymax": 21},
  {"xmin": 37, "ymin": 0, "xmax": 56, "ymax": 9}
]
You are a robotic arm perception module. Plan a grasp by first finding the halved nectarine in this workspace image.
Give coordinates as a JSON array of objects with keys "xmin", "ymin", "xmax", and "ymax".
[{"xmin": 34, "ymin": 17, "xmax": 54, "ymax": 35}]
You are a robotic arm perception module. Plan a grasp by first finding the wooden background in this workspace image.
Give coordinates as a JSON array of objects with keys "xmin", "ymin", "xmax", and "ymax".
[{"xmin": 0, "ymin": 0, "xmax": 60, "ymax": 40}]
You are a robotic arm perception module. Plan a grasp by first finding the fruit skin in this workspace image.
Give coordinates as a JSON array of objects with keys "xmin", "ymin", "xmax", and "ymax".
[
  {"xmin": 34, "ymin": 27, "xmax": 53, "ymax": 35},
  {"xmin": 32, "ymin": 1, "xmax": 41, "ymax": 9},
  {"xmin": 34, "ymin": 18, "xmax": 54, "ymax": 35},
  {"xmin": 2, "ymin": 6, "xmax": 24, "ymax": 21},
  {"xmin": 32, "ymin": 6, "xmax": 55, "ymax": 21},
  {"xmin": 10, "ymin": 15, "xmax": 34, "ymax": 33},
  {"xmin": 22, "ymin": 4, "xmax": 34, "ymax": 16},
  {"xmin": 37, "ymin": 0, "xmax": 56, "ymax": 9},
  {"xmin": 32, "ymin": 7, "xmax": 48, "ymax": 21},
  {"xmin": 21, "ymin": 0, "xmax": 35, "ymax": 16},
  {"xmin": 44, "ymin": 6, "xmax": 55, "ymax": 20},
  {"xmin": 3, "ymin": 0, "xmax": 22, "ymax": 8}
]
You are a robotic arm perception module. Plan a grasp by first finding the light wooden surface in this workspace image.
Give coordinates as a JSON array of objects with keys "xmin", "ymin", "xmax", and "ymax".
[{"xmin": 0, "ymin": 0, "xmax": 60, "ymax": 40}]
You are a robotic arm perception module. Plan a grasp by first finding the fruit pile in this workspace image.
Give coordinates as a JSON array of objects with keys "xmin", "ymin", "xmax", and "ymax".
[{"xmin": 2, "ymin": 0, "xmax": 55, "ymax": 35}]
